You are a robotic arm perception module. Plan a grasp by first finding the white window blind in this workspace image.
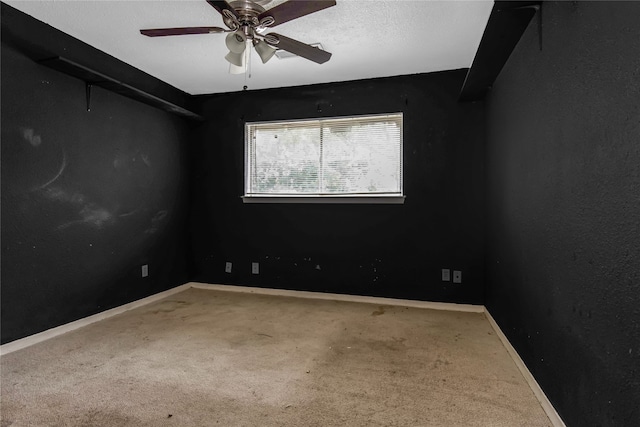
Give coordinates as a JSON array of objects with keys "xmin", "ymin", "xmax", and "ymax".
[{"xmin": 245, "ymin": 113, "xmax": 403, "ymax": 201}]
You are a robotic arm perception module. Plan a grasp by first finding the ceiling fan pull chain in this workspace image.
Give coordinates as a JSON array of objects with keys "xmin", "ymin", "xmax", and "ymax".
[{"xmin": 246, "ymin": 41, "xmax": 252, "ymax": 81}]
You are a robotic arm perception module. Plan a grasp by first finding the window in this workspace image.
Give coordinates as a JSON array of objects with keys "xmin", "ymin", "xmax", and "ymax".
[{"xmin": 244, "ymin": 113, "xmax": 404, "ymax": 203}]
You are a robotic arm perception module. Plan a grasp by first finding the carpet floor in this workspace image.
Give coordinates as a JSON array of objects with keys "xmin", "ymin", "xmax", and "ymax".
[{"xmin": 1, "ymin": 287, "xmax": 552, "ymax": 426}]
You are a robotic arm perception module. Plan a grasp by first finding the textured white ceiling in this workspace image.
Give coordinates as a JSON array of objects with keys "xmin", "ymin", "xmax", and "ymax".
[{"xmin": 4, "ymin": 0, "xmax": 493, "ymax": 95}]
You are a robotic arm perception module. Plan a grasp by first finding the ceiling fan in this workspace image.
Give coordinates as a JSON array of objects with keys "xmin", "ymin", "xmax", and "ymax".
[{"xmin": 140, "ymin": 0, "xmax": 336, "ymax": 73}]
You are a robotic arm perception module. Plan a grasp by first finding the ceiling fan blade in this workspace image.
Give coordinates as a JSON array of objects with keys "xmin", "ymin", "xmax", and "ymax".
[
  {"xmin": 258, "ymin": 0, "xmax": 336, "ymax": 27},
  {"xmin": 267, "ymin": 33, "xmax": 331, "ymax": 64},
  {"xmin": 206, "ymin": 0, "xmax": 239, "ymax": 18},
  {"xmin": 140, "ymin": 27, "xmax": 226, "ymax": 37}
]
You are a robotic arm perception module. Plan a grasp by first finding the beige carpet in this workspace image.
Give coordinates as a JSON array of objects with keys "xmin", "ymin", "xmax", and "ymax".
[{"xmin": 1, "ymin": 287, "xmax": 552, "ymax": 426}]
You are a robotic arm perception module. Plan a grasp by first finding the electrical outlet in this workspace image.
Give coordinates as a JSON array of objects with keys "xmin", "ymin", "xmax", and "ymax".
[
  {"xmin": 453, "ymin": 270, "xmax": 462, "ymax": 283},
  {"xmin": 225, "ymin": 262, "xmax": 232, "ymax": 273},
  {"xmin": 141, "ymin": 264, "xmax": 149, "ymax": 278},
  {"xmin": 252, "ymin": 262, "xmax": 259, "ymax": 274},
  {"xmin": 442, "ymin": 268, "xmax": 451, "ymax": 281}
]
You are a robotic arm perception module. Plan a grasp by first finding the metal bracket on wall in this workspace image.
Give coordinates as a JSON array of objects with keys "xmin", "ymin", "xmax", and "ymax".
[
  {"xmin": 36, "ymin": 56, "xmax": 203, "ymax": 120},
  {"xmin": 86, "ymin": 83, "xmax": 92, "ymax": 112}
]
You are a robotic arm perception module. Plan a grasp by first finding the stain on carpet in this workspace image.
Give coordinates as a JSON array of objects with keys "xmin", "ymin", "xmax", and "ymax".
[{"xmin": 371, "ymin": 306, "xmax": 386, "ymax": 316}]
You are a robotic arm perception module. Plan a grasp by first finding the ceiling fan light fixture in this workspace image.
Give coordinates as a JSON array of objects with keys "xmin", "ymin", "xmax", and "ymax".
[
  {"xmin": 227, "ymin": 40, "xmax": 251, "ymax": 74},
  {"xmin": 225, "ymin": 51, "xmax": 245, "ymax": 67},
  {"xmin": 229, "ymin": 62, "xmax": 247, "ymax": 74},
  {"xmin": 225, "ymin": 31, "xmax": 247, "ymax": 54},
  {"xmin": 253, "ymin": 39, "xmax": 276, "ymax": 64}
]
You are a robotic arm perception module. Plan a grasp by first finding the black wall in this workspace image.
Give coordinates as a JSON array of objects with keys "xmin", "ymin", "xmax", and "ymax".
[
  {"xmin": 1, "ymin": 42, "xmax": 191, "ymax": 343},
  {"xmin": 486, "ymin": 2, "xmax": 640, "ymax": 426},
  {"xmin": 189, "ymin": 70, "xmax": 486, "ymax": 303}
]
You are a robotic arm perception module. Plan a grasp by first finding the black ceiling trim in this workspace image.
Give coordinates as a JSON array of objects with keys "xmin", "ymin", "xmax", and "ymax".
[
  {"xmin": 459, "ymin": 1, "xmax": 541, "ymax": 102},
  {"xmin": 1, "ymin": 2, "xmax": 203, "ymax": 121}
]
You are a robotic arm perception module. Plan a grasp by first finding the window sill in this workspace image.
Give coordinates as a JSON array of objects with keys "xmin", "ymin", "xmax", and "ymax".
[{"xmin": 242, "ymin": 196, "xmax": 406, "ymax": 204}]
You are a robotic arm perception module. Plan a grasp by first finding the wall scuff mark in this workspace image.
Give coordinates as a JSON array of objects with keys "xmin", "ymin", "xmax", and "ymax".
[
  {"xmin": 42, "ymin": 186, "xmax": 114, "ymax": 230},
  {"xmin": 144, "ymin": 210, "xmax": 168, "ymax": 235},
  {"xmin": 21, "ymin": 127, "xmax": 41, "ymax": 147},
  {"xmin": 38, "ymin": 152, "xmax": 66, "ymax": 190}
]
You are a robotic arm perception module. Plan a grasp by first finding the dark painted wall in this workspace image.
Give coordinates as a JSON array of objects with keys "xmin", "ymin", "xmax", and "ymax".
[
  {"xmin": 189, "ymin": 70, "xmax": 486, "ymax": 303},
  {"xmin": 1, "ymin": 42, "xmax": 190, "ymax": 343},
  {"xmin": 486, "ymin": 2, "xmax": 640, "ymax": 426}
]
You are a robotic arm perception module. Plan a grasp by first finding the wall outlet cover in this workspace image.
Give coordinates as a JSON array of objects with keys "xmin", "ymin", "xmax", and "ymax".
[
  {"xmin": 252, "ymin": 262, "xmax": 259, "ymax": 274},
  {"xmin": 141, "ymin": 264, "xmax": 149, "ymax": 278},
  {"xmin": 453, "ymin": 270, "xmax": 462, "ymax": 283},
  {"xmin": 442, "ymin": 268, "xmax": 451, "ymax": 281},
  {"xmin": 225, "ymin": 262, "xmax": 232, "ymax": 273}
]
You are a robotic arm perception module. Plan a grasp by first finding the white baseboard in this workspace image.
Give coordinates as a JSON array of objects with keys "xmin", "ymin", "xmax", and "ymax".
[
  {"xmin": 189, "ymin": 282, "xmax": 485, "ymax": 313},
  {"xmin": 0, "ymin": 283, "xmax": 191, "ymax": 356},
  {"xmin": 0, "ymin": 282, "xmax": 482, "ymax": 356},
  {"xmin": 484, "ymin": 310, "xmax": 566, "ymax": 427}
]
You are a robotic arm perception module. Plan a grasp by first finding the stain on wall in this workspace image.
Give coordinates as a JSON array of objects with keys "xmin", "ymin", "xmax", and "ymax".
[
  {"xmin": 486, "ymin": 2, "xmax": 640, "ymax": 425},
  {"xmin": 1, "ymin": 42, "xmax": 191, "ymax": 343},
  {"xmin": 189, "ymin": 70, "xmax": 486, "ymax": 303}
]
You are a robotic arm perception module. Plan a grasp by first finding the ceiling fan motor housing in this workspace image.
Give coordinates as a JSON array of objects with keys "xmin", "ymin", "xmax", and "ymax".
[
  {"xmin": 225, "ymin": 0, "xmax": 280, "ymax": 46},
  {"xmin": 226, "ymin": 1, "xmax": 265, "ymax": 32}
]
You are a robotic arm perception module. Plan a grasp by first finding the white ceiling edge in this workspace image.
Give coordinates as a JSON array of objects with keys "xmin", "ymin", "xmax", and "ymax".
[{"xmin": 3, "ymin": 0, "xmax": 494, "ymax": 95}]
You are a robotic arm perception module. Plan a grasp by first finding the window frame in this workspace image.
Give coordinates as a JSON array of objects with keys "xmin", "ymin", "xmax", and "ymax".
[{"xmin": 242, "ymin": 113, "xmax": 405, "ymax": 204}]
